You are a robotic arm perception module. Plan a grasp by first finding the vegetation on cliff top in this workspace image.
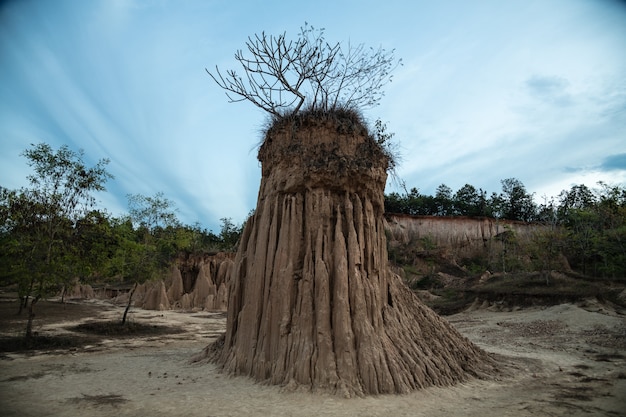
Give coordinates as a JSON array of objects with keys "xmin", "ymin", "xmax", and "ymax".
[
  {"xmin": 385, "ymin": 179, "xmax": 626, "ymax": 279},
  {"xmin": 207, "ymin": 23, "xmax": 400, "ymax": 118}
]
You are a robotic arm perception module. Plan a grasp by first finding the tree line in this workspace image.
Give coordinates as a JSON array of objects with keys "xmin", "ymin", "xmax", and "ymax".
[
  {"xmin": 385, "ymin": 178, "xmax": 626, "ymax": 278},
  {"xmin": 0, "ymin": 143, "xmax": 243, "ymax": 334},
  {"xmin": 385, "ymin": 178, "xmax": 540, "ymax": 221}
]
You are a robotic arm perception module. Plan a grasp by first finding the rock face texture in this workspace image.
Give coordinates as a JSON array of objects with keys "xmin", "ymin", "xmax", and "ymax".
[
  {"xmin": 209, "ymin": 112, "xmax": 495, "ymax": 396},
  {"xmin": 65, "ymin": 253, "xmax": 233, "ymax": 311},
  {"xmin": 385, "ymin": 214, "xmax": 544, "ymax": 259},
  {"xmin": 65, "ymin": 282, "xmax": 95, "ymax": 299},
  {"xmin": 131, "ymin": 253, "xmax": 233, "ymax": 311}
]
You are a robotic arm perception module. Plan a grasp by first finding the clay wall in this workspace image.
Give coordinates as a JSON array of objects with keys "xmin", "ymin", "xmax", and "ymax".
[{"xmin": 385, "ymin": 214, "xmax": 545, "ymax": 259}]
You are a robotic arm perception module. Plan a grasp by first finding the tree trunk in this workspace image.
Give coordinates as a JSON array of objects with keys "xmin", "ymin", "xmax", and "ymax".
[
  {"xmin": 17, "ymin": 296, "xmax": 25, "ymax": 315},
  {"xmin": 206, "ymin": 114, "xmax": 496, "ymax": 396},
  {"xmin": 19, "ymin": 277, "xmax": 36, "ymax": 312},
  {"xmin": 122, "ymin": 283, "xmax": 138, "ymax": 325},
  {"xmin": 25, "ymin": 295, "xmax": 40, "ymax": 338}
]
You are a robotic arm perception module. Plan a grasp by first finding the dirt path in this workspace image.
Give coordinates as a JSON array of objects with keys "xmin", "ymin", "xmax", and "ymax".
[{"xmin": 1, "ymin": 300, "xmax": 625, "ymax": 416}]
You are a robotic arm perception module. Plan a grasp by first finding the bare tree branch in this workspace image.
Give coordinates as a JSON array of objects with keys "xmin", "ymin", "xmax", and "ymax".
[{"xmin": 207, "ymin": 23, "xmax": 401, "ymax": 117}]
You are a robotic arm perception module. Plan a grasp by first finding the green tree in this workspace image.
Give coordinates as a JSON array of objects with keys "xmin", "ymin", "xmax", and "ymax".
[
  {"xmin": 495, "ymin": 226, "xmax": 518, "ymax": 274},
  {"xmin": 384, "ymin": 191, "xmax": 407, "ymax": 214},
  {"xmin": 218, "ymin": 217, "xmax": 242, "ymax": 250},
  {"xmin": 529, "ymin": 227, "xmax": 568, "ymax": 283},
  {"xmin": 498, "ymin": 178, "xmax": 537, "ymax": 221},
  {"xmin": 103, "ymin": 217, "xmax": 150, "ymax": 326},
  {"xmin": 554, "ymin": 182, "xmax": 626, "ymax": 277},
  {"xmin": 557, "ymin": 184, "xmax": 595, "ymax": 221},
  {"xmin": 70, "ymin": 210, "xmax": 120, "ymax": 285},
  {"xmin": 127, "ymin": 192, "xmax": 180, "ymax": 231},
  {"xmin": 0, "ymin": 143, "xmax": 112, "ymax": 336},
  {"xmin": 434, "ymin": 184, "xmax": 453, "ymax": 216},
  {"xmin": 403, "ymin": 187, "xmax": 421, "ymax": 214},
  {"xmin": 125, "ymin": 192, "xmax": 182, "ymax": 276},
  {"xmin": 556, "ymin": 184, "xmax": 599, "ymax": 275},
  {"xmin": 453, "ymin": 184, "xmax": 490, "ymax": 217},
  {"xmin": 586, "ymin": 183, "xmax": 625, "ymax": 277}
]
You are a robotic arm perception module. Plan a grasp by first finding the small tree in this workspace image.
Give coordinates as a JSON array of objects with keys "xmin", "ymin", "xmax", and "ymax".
[
  {"xmin": 208, "ymin": 23, "xmax": 401, "ymax": 117},
  {"xmin": 529, "ymin": 227, "xmax": 568, "ymax": 284},
  {"xmin": 1, "ymin": 143, "xmax": 112, "ymax": 337},
  {"xmin": 498, "ymin": 178, "xmax": 537, "ymax": 222},
  {"xmin": 122, "ymin": 192, "xmax": 181, "ymax": 324},
  {"xmin": 127, "ymin": 192, "xmax": 180, "ymax": 231},
  {"xmin": 434, "ymin": 184, "xmax": 453, "ymax": 216},
  {"xmin": 488, "ymin": 225, "xmax": 521, "ymax": 274},
  {"xmin": 218, "ymin": 217, "xmax": 241, "ymax": 251},
  {"xmin": 127, "ymin": 192, "xmax": 184, "ymax": 270},
  {"xmin": 557, "ymin": 184, "xmax": 596, "ymax": 221}
]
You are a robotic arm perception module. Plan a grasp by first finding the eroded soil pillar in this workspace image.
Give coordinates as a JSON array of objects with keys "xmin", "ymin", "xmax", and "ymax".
[{"xmin": 210, "ymin": 112, "xmax": 495, "ymax": 396}]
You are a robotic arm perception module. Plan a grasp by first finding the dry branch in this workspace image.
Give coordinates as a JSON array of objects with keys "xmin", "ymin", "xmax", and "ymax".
[{"xmin": 207, "ymin": 23, "xmax": 400, "ymax": 116}]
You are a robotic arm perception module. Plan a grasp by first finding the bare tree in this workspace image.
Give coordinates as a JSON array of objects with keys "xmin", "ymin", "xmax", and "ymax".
[{"xmin": 207, "ymin": 23, "xmax": 401, "ymax": 117}]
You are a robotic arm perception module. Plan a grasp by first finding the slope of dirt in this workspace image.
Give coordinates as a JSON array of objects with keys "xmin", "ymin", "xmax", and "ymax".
[{"xmin": 1, "ymin": 298, "xmax": 624, "ymax": 416}]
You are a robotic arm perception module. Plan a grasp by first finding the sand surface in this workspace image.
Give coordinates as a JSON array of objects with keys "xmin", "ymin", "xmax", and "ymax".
[{"xmin": 1, "ymin": 299, "xmax": 625, "ymax": 416}]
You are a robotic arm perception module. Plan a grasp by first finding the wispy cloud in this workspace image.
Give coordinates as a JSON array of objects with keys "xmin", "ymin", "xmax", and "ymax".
[
  {"xmin": 1, "ymin": 0, "xmax": 625, "ymax": 230},
  {"xmin": 525, "ymin": 75, "xmax": 572, "ymax": 107},
  {"xmin": 599, "ymin": 153, "xmax": 626, "ymax": 172}
]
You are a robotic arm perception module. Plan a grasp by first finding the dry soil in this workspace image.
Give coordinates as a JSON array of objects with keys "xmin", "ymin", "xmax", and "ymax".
[{"xmin": 0, "ymin": 297, "xmax": 625, "ymax": 417}]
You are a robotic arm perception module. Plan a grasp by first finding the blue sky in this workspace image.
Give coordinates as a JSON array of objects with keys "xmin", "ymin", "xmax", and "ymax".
[{"xmin": 1, "ymin": 0, "xmax": 625, "ymax": 232}]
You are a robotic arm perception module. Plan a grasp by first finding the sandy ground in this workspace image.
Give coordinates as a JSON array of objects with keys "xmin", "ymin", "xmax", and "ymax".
[{"xmin": 1, "ymin": 298, "xmax": 625, "ymax": 417}]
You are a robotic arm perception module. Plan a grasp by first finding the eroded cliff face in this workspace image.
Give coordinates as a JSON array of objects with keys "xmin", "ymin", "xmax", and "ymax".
[
  {"xmin": 132, "ymin": 252, "xmax": 234, "ymax": 311},
  {"xmin": 385, "ymin": 214, "xmax": 544, "ymax": 259},
  {"xmin": 65, "ymin": 253, "xmax": 234, "ymax": 311},
  {"xmin": 208, "ymin": 113, "xmax": 496, "ymax": 396}
]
